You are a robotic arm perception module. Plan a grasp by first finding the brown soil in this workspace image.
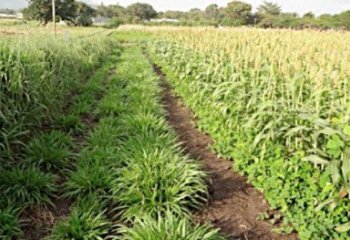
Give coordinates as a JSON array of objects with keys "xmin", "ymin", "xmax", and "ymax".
[
  {"xmin": 21, "ymin": 198, "xmax": 73, "ymax": 240},
  {"xmin": 151, "ymin": 63, "xmax": 298, "ymax": 240}
]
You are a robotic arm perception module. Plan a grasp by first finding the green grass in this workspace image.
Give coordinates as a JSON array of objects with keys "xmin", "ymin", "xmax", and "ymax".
[
  {"xmin": 24, "ymin": 131, "xmax": 73, "ymax": 172},
  {"xmin": 115, "ymin": 149, "xmax": 207, "ymax": 219},
  {"xmin": 0, "ymin": 31, "xmax": 120, "ymax": 239},
  {"xmin": 0, "ymin": 167, "xmax": 56, "ymax": 207},
  {"xmin": 0, "ymin": 203, "xmax": 22, "ymax": 240},
  {"xmin": 50, "ymin": 194, "xmax": 113, "ymax": 240},
  {"xmin": 54, "ymin": 114, "xmax": 85, "ymax": 134},
  {"xmin": 64, "ymin": 162, "xmax": 115, "ymax": 199},
  {"xmin": 0, "ymin": 33, "xmax": 116, "ymax": 160},
  {"xmin": 120, "ymin": 211, "xmax": 225, "ymax": 240}
]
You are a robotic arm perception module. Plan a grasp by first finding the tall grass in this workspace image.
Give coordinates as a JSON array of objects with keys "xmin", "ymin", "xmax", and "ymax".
[
  {"xmin": 0, "ymin": 33, "xmax": 115, "ymax": 160},
  {"xmin": 0, "ymin": 30, "xmax": 116, "ymax": 239}
]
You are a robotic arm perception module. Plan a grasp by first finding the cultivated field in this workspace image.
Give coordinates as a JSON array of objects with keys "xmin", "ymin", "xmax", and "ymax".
[
  {"xmin": 1, "ymin": 22, "xmax": 350, "ymax": 240},
  {"xmin": 147, "ymin": 26, "xmax": 350, "ymax": 239}
]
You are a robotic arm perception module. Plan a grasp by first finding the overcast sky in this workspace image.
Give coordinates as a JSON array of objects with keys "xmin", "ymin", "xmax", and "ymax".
[{"xmin": 2, "ymin": 0, "xmax": 350, "ymax": 15}]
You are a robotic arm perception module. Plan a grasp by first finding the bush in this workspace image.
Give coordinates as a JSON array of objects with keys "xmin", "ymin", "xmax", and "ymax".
[{"xmin": 105, "ymin": 17, "xmax": 123, "ymax": 29}]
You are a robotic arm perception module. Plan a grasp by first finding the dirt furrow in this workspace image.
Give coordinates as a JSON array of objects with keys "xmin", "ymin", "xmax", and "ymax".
[{"xmin": 151, "ymin": 62, "xmax": 298, "ymax": 240}]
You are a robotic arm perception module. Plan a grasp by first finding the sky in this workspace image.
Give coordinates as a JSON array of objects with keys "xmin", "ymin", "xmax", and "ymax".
[{"xmin": 2, "ymin": 0, "xmax": 350, "ymax": 15}]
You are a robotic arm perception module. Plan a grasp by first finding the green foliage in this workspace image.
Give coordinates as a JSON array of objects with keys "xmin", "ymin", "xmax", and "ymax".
[
  {"xmin": 96, "ymin": 4, "xmax": 126, "ymax": 19},
  {"xmin": 205, "ymin": 4, "xmax": 220, "ymax": 20},
  {"xmin": 24, "ymin": 0, "xmax": 76, "ymax": 24},
  {"xmin": 116, "ymin": 149, "xmax": 207, "ymax": 219},
  {"xmin": 224, "ymin": 1, "xmax": 253, "ymax": 25},
  {"xmin": 50, "ymin": 204, "xmax": 112, "ymax": 240},
  {"xmin": 126, "ymin": 3, "xmax": 157, "ymax": 21},
  {"xmin": 0, "ymin": 34, "xmax": 115, "ymax": 160},
  {"xmin": 105, "ymin": 17, "xmax": 124, "ymax": 29},
  {"xmin": 327, "ymin": 135, "xmax": 344, "ymax": 158},
  {"xmin": 148, "ymin": 36, "xmax": 350, "ymax": 239},
  {"xmin": 48, "ymin": 45, "xmax": 215, "ymax": 239},
  {"xmin": 119, "ymin": 211, "xmax": 225, "ymax": 240},
  {"xmin": 24, "ymin": 0, "xmax": 96, "ymax": 26},
  {"xmin": 257, "ymin": 1, "xmax": 281, "ymax": 15},
  {"xmin": 64, "ymin": 162, "xmax": 114, "ymax": 199},
  {"xmin": 54, "ymin": 114, "xmax": 85, "ymax": 134},
  {"xmin": 0, "ymin": 167, "xmax": 56, "ymax": 206},
  {"xmin": 96, "ymin": 0, "xmax": 350, "ymax": 29},
  {"xmin": 0, "ymin": 8, "xmax": 16, "ymax": 14},
  {"xmin": 75, "ymin": 2, "xmax": 96, "ymax": 26},
  {"xmin": 24, "ymin": 131, "xmax": 73, "ymax": 172},
  {"xmin": 0, "ymin": 203, "xmax": 22, "ymax": 240}
]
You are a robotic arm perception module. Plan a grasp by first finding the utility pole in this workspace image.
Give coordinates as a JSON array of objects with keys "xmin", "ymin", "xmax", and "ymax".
[{"xmin": 52, "ymin": 0, "xmax": 56, "ymax": 36}]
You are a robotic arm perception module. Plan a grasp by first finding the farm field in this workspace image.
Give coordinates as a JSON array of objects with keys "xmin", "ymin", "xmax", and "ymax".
[
  {"xmin": 145, "ymin": 26, "xmax": 350, "ymax": 239},
  {"xmin": 1, "ymin": 22, "xmax": 350, "ymax": 240},
  {"xmin": 0, "ymin": 25, "xmax": 223, "ymax": 240}
]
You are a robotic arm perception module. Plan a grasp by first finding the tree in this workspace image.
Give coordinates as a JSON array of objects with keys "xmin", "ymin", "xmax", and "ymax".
[
  {"xmin": 160, "ymin": 11, "xmax": 186, "ymax": 19},
  {"xmin": 257, "ymin": 1, "xmax": 281, "ymax": 16},
  {"xmin": 57, "ymin": 0, "xmax": 76, "ymax": 22},
  {"xmin": 23, "ymin": 0, "xmax": 52, "ymax": 24},
  {"xmin": 75, "ymin": 2, "xmax": 96, "ymax": 26},
  {"xmin": 186, "ymin": 8, "xmax": 205, "ymax": 21},
  {"xmin": 258, "ymin": 14, "xmax": 282, "ymax": 28},
  {"xmin": 0, "ymin": 8, "xmax": 16, "ymax": 14},
  {"xmin": 303, "ymin": 12, "xmax": 315, "ymax": 18},
  {"xmin": 24, "ymin": 0, "xmax": 76, "ymax": 25},
  {"xmin": 205, "ymin": 4, "xmax": 219, "ymax": 19},
  {"xmin": 334, "ymin": 10, "xmax": 350, "ymax": 29},
  {"xmin": 224, "ymin": 1, "xmax": 252, "ymax": 26},
  {"xmin": 127, "ymin": 3, "xmax": 157, "ymax": 22},
  {"xmin": 96, "ymin": 4, "xmax": 126, "ymax": 19}
]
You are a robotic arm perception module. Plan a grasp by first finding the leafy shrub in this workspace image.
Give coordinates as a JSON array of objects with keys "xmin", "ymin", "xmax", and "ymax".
[{"xmin": 105, "ymin": 18, "xmax": 123, "ymax": 29}]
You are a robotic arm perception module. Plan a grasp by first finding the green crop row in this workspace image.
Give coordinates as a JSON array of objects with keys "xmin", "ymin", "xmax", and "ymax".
[
  {"xmin": 47, "ymin": 46, "xmax": 223, "ymax": 239},
  {"xmin": 0, "ymin": 32, "xmax": 118, "ymax": 239},
  {"xmin": 148, "ymin": 39, "xmax": 350, "ymax": 239},
  {"xmin": 0, "ymin": 33, "xmax": 116, "ymax": 160}
]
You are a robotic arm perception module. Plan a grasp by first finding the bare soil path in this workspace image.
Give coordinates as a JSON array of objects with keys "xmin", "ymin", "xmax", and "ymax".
[{"xmin": 150, "ymin": 62, "xmax": 298, "ymax": 240}]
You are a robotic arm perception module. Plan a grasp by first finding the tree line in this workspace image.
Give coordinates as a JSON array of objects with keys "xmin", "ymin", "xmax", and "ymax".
[
  {"xmin": 20, "ymin": 0, "xmax": 350, "ymax": 30},
  {"xmin": 97, "ymin": 1, "xmax": 350, "ymax": 30},
  {"xmin": 0, "ymin": 8, "xmax": 17, "ymax": 15},
  {"xmin": 158, "ymin": 1, "xmax": 350, "ymax": 30}
]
